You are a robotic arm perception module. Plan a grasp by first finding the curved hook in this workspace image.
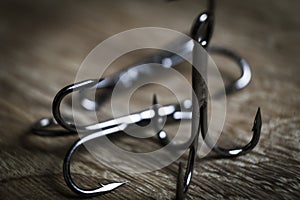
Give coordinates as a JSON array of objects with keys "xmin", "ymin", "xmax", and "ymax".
[
  {"xmin": 63, "ymin": 124, "xmax": 128, "ymax": 195},
  {"xmin": 196, "ymin": 0, "xmax": 261, "ymax": 158},
  {"xmin": 31, "ymin": 0, "xmax": 262, "ymax": 199},
  {"xmin": 201, "ymin": 106, "xmax": 262, "ymax": 157},
  {"xmin": 52, "ymin": 79, "xmax": 99, "ymax": 133},
  {"xmin": 208, "ymin": 46, "xmax": 252, "ymax": 97},
  {"xmin": 32, "ymin": 44, "xmax": 252, "ymax": 137},
  {"xmin": 31, "ymin": 79, "xmax": 101, "ymax": 136},
  {"xmin": 77, "ymin": 45, "xmax": 251, "ymax": 114}
]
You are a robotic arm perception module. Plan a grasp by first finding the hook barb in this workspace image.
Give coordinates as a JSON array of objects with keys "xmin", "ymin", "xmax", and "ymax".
[
  {"xmin": 202, "ymin": 107, "xmax": 262, "ymax": 157},
  {"xmin": 63, "ymin": 125, "xmax": 128, "ymax": 196}
]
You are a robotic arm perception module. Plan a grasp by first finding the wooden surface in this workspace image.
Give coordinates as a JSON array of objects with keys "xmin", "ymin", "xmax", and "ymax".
[{"xmin": 0, "ymin": 0, "xmax": 300, "ymax": 199}]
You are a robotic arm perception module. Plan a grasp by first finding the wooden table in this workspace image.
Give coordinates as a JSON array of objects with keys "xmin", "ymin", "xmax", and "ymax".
[{"xmin": 0, "ymin": 0, "xmax": 299, "ymax": 199}]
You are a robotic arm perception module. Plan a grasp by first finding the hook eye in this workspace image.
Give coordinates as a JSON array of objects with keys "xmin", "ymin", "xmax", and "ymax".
[{"xmin": 190, "ymin": 12, "xmax": 214, "ymax": 48}]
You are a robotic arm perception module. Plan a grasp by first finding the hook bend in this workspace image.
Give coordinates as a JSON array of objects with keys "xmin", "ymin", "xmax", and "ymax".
[
  {"xmin": 63, "ymin": 124, "xmax": 128, "ymax": 195},
  {"xmin": 202, "ymin": 107, "xmax": 262, "ymax": 157}
]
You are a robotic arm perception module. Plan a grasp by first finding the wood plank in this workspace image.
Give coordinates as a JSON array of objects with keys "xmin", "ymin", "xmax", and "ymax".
[{"xmin": 0, "ymin": 0, "xmax": 299, "ymax": 199}]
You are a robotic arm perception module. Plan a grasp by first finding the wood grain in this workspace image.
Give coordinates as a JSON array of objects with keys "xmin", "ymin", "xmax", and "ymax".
[{"xmin": 0, "ymin": 0, "xmax": 299, "ymax": 199}]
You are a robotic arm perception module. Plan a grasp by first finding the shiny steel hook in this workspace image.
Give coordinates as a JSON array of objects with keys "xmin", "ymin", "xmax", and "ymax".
[
  {"xmin": 208, "ymin": 46, "xmax": 252, "ymax": 97},
  {"xmin": 31, "ymin": 0, "xmax": 263, "ymax": 199},
  {"xmin": 195, "ymin": 0, "xmax": 262, "ymax": 158},
  {"xmin": 35, "ymin": 78, "xmax": 193, "ymax": 136},
  {"xmin": 175, "ymin": 1, "xmax": 262, "ymax": 197},
  {"xmin": 63, "ymin": 124, "xmax": 128, "ymax": 195},
  {"xmin": 62, "ymin": 93, "xmax": 193, "ymax": 196},
  {"xmin": 201, "ymin": 106, "xmax": 262, "ymax": 157},
  {"xmin": 175, "ymin": 5, "xmax": 215, "ymax": 199},
  {"xmin": 52, "ymin": 79, "xmax": 99, "ymax": 133},
  {"xmin": 78, "ymin": 44, "xmax": 252, "ymax": 112}
]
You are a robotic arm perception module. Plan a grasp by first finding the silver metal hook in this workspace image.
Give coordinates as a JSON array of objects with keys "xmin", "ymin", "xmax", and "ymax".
[
  {"xmin": 78, "ymin": 44, "xmax": 252, "ymax": 112},
  {"xmin": 42, "ymin": 78, "xmax": 192, "ymax": 135},
  {"xmin": 63, "ymin": 124, "xmax": 128, "ymax": 195},
  {"xmin": 31, "ymin": 0, "xmax": 262, "ymax": 199},
  {"xmin": 175, "ymin": 2, "xmax": 262, "ymax": 198},
  {"xmin": 60, "ymin": 93, "xmax": 193, "ymax": 196},
  {"xmin": 175, "ymin": 8, "xmax": 215, "ymax": 199},
  {"xmin": 201, "ymin": 106, "xmax": 262, "ymax": 157}
]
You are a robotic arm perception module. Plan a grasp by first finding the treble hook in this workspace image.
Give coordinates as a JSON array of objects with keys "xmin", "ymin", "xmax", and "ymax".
[
  {"xmin": 175, "ymin": 0, "xmax": 262, "ymax": 197},
  {"xmin": 194, "ymin": 0, "xmax": 262, "ymax": 158},
  {"xmin": 31, "ymin": 0, "xmax": 262, "ymax": 199}
]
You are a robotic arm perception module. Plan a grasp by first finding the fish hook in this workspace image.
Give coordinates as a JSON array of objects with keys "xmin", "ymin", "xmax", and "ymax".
[
  {"xmin": 201, "ymin": 105, "xmax": 262, "ymax": 157},
  {"xmin": 63, "ymin": 124, "xmax": 128, "ymax": 195},
  {"xmin": 175, "ymin": 2, "xmax": 215, "ymax": 198},
  {"xmin": 197, "ymin": 0, "xmax": 262, "ymax": 158}
]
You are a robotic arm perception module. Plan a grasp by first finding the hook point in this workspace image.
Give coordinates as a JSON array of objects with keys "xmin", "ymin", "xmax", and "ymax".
[
  {"xmin": 252, "ymin": 107, "xmax": 262, "ymax": 132},
  {"xmin": 152, "ymin": 94, "xmax": 158, "ymax": 105}
]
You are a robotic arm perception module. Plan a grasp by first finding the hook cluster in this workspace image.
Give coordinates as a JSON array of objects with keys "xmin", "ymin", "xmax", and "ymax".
[{"xmin": 32, "ymin": 0, "xmax": 262, "ymax": 199}]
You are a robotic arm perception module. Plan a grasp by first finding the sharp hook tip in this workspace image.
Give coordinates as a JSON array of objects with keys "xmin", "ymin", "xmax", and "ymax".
[
  {"xmin": 152, "ymin": 94, "xmax": 158, "ymax": 105},
  {"xmin": 252, "ymin": 107, "xmax": 262, "ymax": 132}
]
